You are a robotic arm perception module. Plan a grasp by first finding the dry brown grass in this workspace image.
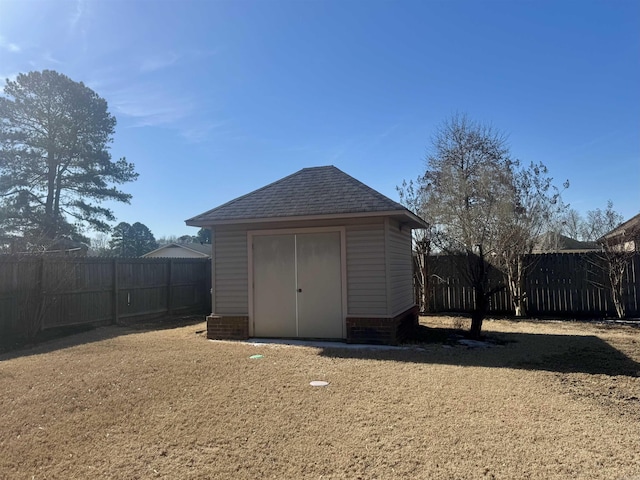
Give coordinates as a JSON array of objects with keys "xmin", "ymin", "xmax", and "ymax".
[{"xmin": 1, "ymin": 316, "xmax": 639, "ymax": 479}]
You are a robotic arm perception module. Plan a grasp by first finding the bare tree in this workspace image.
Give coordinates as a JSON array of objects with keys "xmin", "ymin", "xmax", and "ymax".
[
  {"xmin": 408, "ymin": 114, "xmax": 568, "ymax": 336},
  {"xmin": 583, "ymin": 201, "xmax": 624, "ymax": 242},
  {"xmin": 595, "ymin": 205, "xmax": 634, "ymax": 319},
  {"xmin": 600, "ymin": 246, "xmax": 634, "ymax": 319},
  {"xmin": 397, "ymin": 179, "xmax": 430, "ymax": 312},
  {"xmin": 157, "ymin": 235, "xmax": 179, "ymax": 246},
  {"xmin": 558, "ymin": 201, "xmax": 624, "ymax": 243},
  {"xmin": 415, "ymin": 114, "xmax": 514, "ymax": 338},
  {"xmin": 495, "ymin": 162, "xmax": 568, "ymax": 316},
  {"xmin": 559, "ymin": 208, "xmax": 585, "ymax": 240},
  {"xmin": 89, "ymin": 233, "xmax": 111, "ymax": 256},
  {"xmin": 558, "ymin": 201, "xmax": 631, "ymax": 318}
]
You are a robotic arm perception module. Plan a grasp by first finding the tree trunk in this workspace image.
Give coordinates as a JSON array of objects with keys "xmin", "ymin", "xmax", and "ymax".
[
  {"xmin": 605, "ymin": 250, "xmax": 630, "ymax": 320},
  {"xmin": 469, "ymin": 245, "xmax": 487, "ymax": 339},
  {"xmin": 422, "ymin": 255, "xmax": 429, "ymax": 312},
  {"xmin": 470, "ymin": 309, "xmax": 483, "ymax": 339},
  {"xmin": 44, "ymin": 150, "xmax": 57, "ymax": 239},
  {"xmin": 417, "ymin": 254, "xmax": 427, "ymax": 312},
  {"xmin": 53, "ymin": 163, "xmax": 64, "ymax": 235},
  {"xmin": 470, "ymin": 283, "xmax": 486, "ymax": 339},
  {"xmin": 609, "ymin": 264, "xmax": 626, "ymax": 319},
  {"xmin": 511, "ymin": 255, "xmax": 527, "ymax": 317}
]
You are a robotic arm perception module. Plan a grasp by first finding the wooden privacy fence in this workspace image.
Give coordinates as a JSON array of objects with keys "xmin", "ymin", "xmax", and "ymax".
[
  {"xmin": 0, "ymin": 256, "xmax": 211, "ymax": 339},
  {"xmin": 425, "ymin": 252, "xmax": 640, "ymax": 318}
]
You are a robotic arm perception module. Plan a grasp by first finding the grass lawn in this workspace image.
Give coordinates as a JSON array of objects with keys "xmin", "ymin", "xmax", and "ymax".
[{"xmin": 1, "ymin": 316, "xmax": 639, "ymax": 479}]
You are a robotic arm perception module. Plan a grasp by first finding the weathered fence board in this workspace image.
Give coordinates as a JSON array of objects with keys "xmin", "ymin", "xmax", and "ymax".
[
  {"xmin": 0, "ymin": 256, "xmax": 211, "ymax": 339},
  {"xmin": 424, "ymin": 252, "xmax": 640, "ymax": 318}
]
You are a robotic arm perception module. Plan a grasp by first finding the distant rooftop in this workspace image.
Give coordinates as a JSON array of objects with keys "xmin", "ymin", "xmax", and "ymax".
[
  {"xmin": 601, "ymin": 212, "xmax": 640, "ymax": 241},
  {"xmin": 143, "ymin": 242, "xmax": 212, "ymax": 257},
  {"xmin": 532, "ymin": 232, "xmax": 599, "ymax": 253}
]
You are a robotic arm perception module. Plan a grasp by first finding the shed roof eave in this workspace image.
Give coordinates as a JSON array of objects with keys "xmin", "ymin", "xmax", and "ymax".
[{"xmin": 185, "ymin": 210, "xmax": 428, "ymax": 229}]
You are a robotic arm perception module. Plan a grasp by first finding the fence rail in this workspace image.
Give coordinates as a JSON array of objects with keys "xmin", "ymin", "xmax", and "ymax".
[
  {"xmin": 424, "ymin": 252, "xmax": 640, "ymax": 318},
  {"xmin": 0, "ymin": 256, "xmax": 211, "ymax": 339}
]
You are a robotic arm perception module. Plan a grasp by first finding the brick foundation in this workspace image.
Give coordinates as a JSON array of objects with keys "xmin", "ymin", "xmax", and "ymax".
[
  {"xmin": 346, "ymin": 305, "xmax": 419, "ymax": 345},
  {"xmin": 206, "ymin": 315, "xmax": 249, "ymax": 340}
]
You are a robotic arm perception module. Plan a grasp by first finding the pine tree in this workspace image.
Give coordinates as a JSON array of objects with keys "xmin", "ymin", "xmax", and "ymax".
[
  {"xmin": 0, "ymin": 70, "xmax": 137, "ymax": 245},
  {"xmin": 109, "ymin": 222, "xmax": 158, "ymax": 257}
]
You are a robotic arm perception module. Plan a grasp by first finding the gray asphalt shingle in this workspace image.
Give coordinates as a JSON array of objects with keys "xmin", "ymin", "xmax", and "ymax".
[{"xmin": 186, "ymin": 166, "xmax": 414, "ymax": 225}]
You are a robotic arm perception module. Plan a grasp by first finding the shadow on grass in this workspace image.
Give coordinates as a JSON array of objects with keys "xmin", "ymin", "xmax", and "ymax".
[
  {"xmin": 4, "ymin": 317, "xmax": 638, "ymax": 378},
  {"xmin": 319, "ymin": 325, "xmax": 640, "ymax": 378},
  {"xmin": 0, "ymin": 314, "xmax": 207, "ymax": 361}
]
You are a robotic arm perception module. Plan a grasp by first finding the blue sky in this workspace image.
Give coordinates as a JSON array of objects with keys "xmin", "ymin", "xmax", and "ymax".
[{"xmin": 0, "ymin": 0, "xmax": 638, "ymax": 239}]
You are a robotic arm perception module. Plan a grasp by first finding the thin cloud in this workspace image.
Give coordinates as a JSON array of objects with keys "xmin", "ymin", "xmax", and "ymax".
[
  {"xmin": 140, "ymin": 52, "xmax": 181, "ymax": 73},
  {"xmin": 106, "ymin": 80, "xmax": 226, "ymax": 142},
  {"xmin": 68, "ymin": 0, "xmax": 90, "ymax": 52},
  {"xmin": 379, "ymin": 123, "xmax": 400, "ymax": 139},
  {"xmin": 140, "ymin": 48, "xmax": 219, "ymax": 74},
  {"xmin": 180, "ymin": 121, "xmax": 230, "ymax": 143},
  {"xmin": 565, "ymin": 130, "xmax": 619, "ymax": 155},
  {"xmin": 110, "ymin": 84, "xmax": 194, "ymax": 127},
  {"xmin": 41, "ymin": 52, "xmax": 63, "ymax": 65},
  {"xmin": 0, "ymin": 35, "xmax": 21, "ymax": 53},
  {"xmin": 69, "ymin": 0, "xmax": 86, "ymax": 31}
]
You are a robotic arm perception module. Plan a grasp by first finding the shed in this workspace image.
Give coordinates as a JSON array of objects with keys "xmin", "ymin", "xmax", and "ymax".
[{"xmin": 186, "ymin": 166, "xmax": 427, "ymax": 344}]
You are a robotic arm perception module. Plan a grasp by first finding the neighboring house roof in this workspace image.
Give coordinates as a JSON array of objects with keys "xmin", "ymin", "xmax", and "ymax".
[
  {"xmin": 600, "ymin": 213, "xmax": 640, "ymax": 243},
  {"xmin": 186, "ymin": 165, "xmax": 427, "ymax": 228},
  {"xmin": 143, "ymin": 243, "xmax": 212, "ymax": 258},
  {"xmin": 532, "ymin": 232, "xmax": 599, "ymax": 253}
]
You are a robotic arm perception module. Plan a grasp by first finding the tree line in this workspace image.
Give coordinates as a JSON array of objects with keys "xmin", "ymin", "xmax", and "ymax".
[{"xmin": 90, "ymin": 224, "xmax": 211, "ymax": 257}]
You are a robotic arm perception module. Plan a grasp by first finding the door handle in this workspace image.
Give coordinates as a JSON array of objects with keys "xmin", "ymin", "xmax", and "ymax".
[{"xmin": 297, "ymin": 288, "xmax": 302, "ymax": 293}]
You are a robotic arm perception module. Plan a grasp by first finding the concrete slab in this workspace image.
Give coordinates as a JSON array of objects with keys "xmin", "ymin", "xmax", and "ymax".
[{"xmin": 231, "ymin": 338, "xmax": 414, "ymax": 350}]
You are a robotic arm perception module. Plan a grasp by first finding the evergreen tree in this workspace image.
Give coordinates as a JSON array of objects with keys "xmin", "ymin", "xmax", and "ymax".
[
  {"xmin": 109, "ymin": 222, "xmax": 158, "ymax": 257},
  {"xmin": 129, "ymin": 222, "xmax": 158, "ymax": 256},
  {"xmin": 109, "ymin": 222, "xmax": 133, "ymax": 257},
  {"xmin": 196, "ymin": 228, "xmax": 211, "ymax": 244},
  {"xmin": 0, "ymin": 70, "xmax": 137, "ymax": 245}
]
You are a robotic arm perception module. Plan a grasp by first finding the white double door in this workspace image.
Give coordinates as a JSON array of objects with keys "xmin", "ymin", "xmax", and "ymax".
[{"xmin": 252, "ymin": 231, "xmax": 343, "ymax": 339}]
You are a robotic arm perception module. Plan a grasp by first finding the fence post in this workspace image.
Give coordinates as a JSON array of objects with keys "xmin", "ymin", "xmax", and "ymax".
[
  {"xmin": 11, "ymin": 260, "xmax": 18, "ymax": 336},
  {"xmin": 113, "ymin": 258, "xmax": 119, "ymax": 324},
  {"xmin": 205, "ymin": 258, "xmax": 212, "ymax": 313},
  {"xmin": 33, "ymin": 257, "xmax": 46, "ymax": 336},
  {"xmin": 167, "ymin": 259, "xmax": 173, "ymax": 316}
]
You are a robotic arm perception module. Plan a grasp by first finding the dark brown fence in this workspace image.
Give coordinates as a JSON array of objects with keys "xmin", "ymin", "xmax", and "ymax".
[
  {"xmin": 0, "ymin": 256, "xmax": 211, "ymax": 339},
  {"xmin": 425, "ymin": 252, "xmax": 639, "ymax": 318}
]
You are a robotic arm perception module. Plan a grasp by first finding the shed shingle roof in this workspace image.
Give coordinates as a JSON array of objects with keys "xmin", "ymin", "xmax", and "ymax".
[{"xmin": 186, "ymin": 166, "xmax": 426, "ymax": 227}]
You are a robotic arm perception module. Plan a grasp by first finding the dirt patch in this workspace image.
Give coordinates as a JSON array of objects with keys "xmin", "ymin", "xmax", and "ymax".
[{"xmin": 1, "ymin": 317, "xmax": 638, "ymax": 479}]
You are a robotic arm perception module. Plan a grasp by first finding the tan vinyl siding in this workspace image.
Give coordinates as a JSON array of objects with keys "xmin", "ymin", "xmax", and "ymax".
[
  {"xmin": 346, "ymin": 224, "xmax": 387, "ymax": 315},
  {"xmin": 388, "ymin": 220, "xmax": 414, "ymax": 316},
  {"xmin": 213, "ymin": 228, "xmax": 248, "ymax": 314}
]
